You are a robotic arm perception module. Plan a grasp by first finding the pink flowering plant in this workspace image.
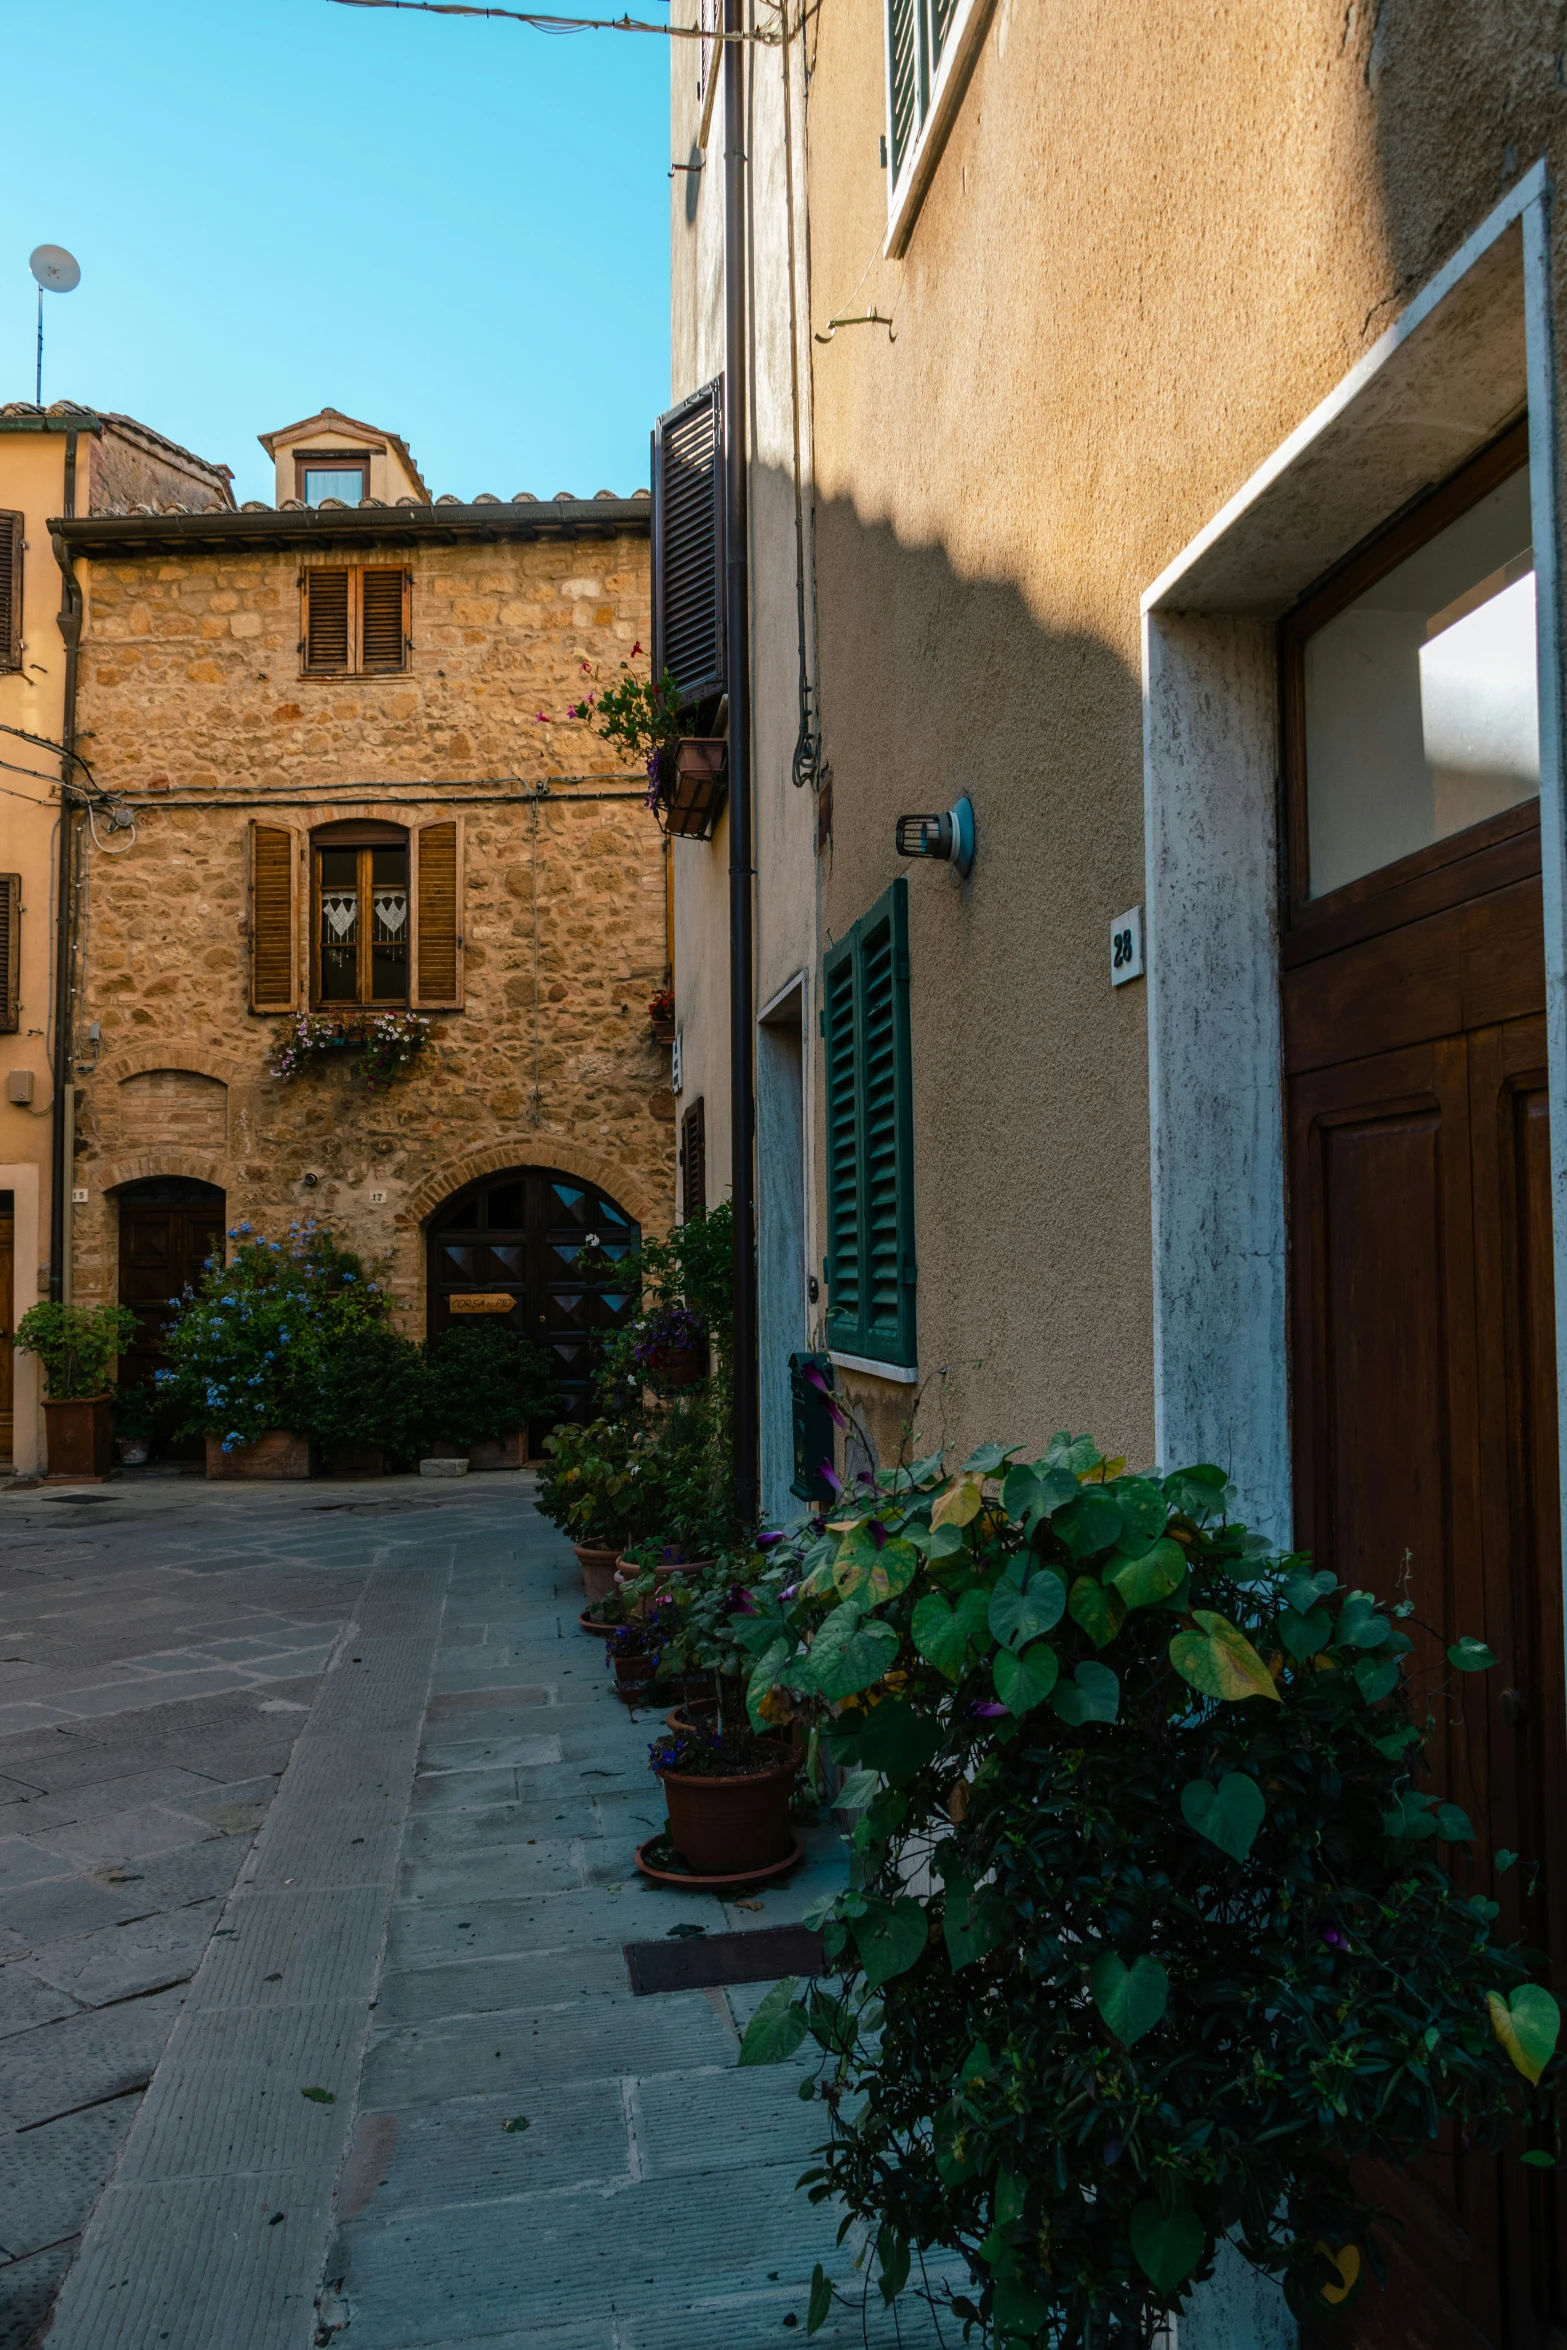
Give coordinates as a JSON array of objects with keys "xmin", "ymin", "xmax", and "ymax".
[
  {"xmin": 731, "ymin": 1431, "xmax": 1562, "ymax": 2345},
  {"xmin": 270, "ymin": 1011, "xmax": 429, "ymax": 1088},
  {"xmin": 537, "ymin": 649, "xmax": 684, "ymax": 811}
]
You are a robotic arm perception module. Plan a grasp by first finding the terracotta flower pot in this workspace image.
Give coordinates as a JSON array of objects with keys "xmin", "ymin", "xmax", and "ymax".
[
  {"xmin": 657, "ymin": 1758, "xmax": 796, "ymax": 1876},
  {"xmin": 655, "ymin": 1347, "xmax": 705, "ymax": 1388},
  {"xmin": 574, "ymin": 1545, "xmax": 622, "ymax": 1605},
  {"xmin": 43, "ymin": 1395, "xmax": 114, "ymax": 1481},
  {"xmin": 649, "ymin": 1012, "xmax": 676, "ymax": 1045},
  {"xmin": 612, "ymin": 1651, "xmax": 659, "ymax": 1699},
  {"xmin": 205, "ymin": 1430, "xmax": 312, "ymax": 1481},
  {"xmin": 578, "ymin": 1608, "xmax": 621, "ymax": 1637}
]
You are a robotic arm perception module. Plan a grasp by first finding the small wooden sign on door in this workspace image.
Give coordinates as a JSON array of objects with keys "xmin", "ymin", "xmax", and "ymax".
[{"xmin": 448, "ymin": 1293, "xmax": 515, "ymax": 1315}]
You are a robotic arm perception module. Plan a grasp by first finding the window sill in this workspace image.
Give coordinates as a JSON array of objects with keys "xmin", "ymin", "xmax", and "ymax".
[
  {"xmin": 884, "ymin": 0, "xmax": 996, "ymax": 261},
  {"xmin": 829, "ymin": 1348, "xmax": 919, "ymax": 1385}
]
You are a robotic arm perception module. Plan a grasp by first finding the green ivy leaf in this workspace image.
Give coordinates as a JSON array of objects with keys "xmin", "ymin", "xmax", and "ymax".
[
  {"xmin": 1435, "ymin": 1803, "xmax": 1475, "ymax": 1842},
  {"xmin": 866, "ymin": 1538, "xmax": 920, "ymax": 1602},
  {"xmin": 1488, "ymin": 1983, "xmax": 1561, "ymax": 2084},
  {"xmin": 1051, "ymin": 1660, "xmax": 1119, "ymax": 1725},
  {"xmin": 926, "ymin": 1523, "xmax": 966, "ymax": 1562},
  {"xmin": 1129, "ymin": 2201, "xmax": 1205, "ymax": 2293},
  {"xmin": 991, "ymin": 2279, "xmax": 1054, "ymax": 2337},
  {"xmin": 1052, "ymin": 1489, "xmax": 1125, "ymax": 1559},
  {"xmin": 1107, "ymin": 1538, "xmax": 1186, "ymax": 1611},
  {"xmin": 1449, "ymin": 1636, "xmax": 1499, "ymax": 1673},
  {"xmin": 738, "ymin": 1976, "xmax": 809, "ymax": 2065},
  {"xmin": 911, "ymin": 1587, "xmax": 991, "ymax": 1677},
  {"xmin": 992, "ymin": 1641, "xmax": 1060, "ymax": 1715},
  {"xmin": 851, "ymin": 1895, "xmax": 928, "ymax": 1989},
  {"xmin": 857, "ymin": 1695, "xmax": 941, "ymax": 1776},
  {"xmin": 1279, "ymin": 1605, "xmax": 1332, "ymax": 1658},
  {"xmin": 962, "ymin": 1440, "xmax": 1020, "ymax": 1475},
  {"xmin": 1335, "ymin": 1592, "xmax": 1391, "ymax": 1649},
  {"xmin": 1354, "ymin": 1654, "xmax": 1400, "ymax": 1706},
  {"xmin": 1068, "ymin": 1574, "xmax": 1125, "ymax": 1649},
  {"xmin": 833, "ymin": 1767, "xmax": 879, "ymax": 1811},
  {"xmin": 1000, "ymin": 1464, "xmax": 1047, "ymax": 1527},
  {"xmin": 1180, "ymin": 1771, "xmax": 1265, "ymax": 1860},
  {"xmin": 988, "ymin": 1558, "xmax": 1067, "ymax": 1651},
  {"xmin": 1282, "ymin": 1568, "xmax": 1336, "ymax": 1614},
  {"xmin": 1169, "ymin": 1610, "xmax": 1280, "ymax": 1704},
  {"xmin": 1088, "ymin": 1951, "xmax": 1169, "ymax": 2045},
  {"xmin": 807, "ymin": 2264, "xmax": 833, "ymax": 2336},
  {"xmin": 1161, "ymin": 1463, "xmax": 1231, "ymax": 1521}
]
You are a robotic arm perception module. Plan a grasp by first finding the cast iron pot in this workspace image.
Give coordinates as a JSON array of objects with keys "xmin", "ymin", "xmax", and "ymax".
[{"xmin": 655, "ymin": 1757, "xmax": 795, "ymax": 1876}]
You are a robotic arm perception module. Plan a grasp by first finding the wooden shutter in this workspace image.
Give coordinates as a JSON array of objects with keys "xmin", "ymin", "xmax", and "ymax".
[
  {"xmin": 302, "ymin": 568, "xmax": 350, "ymax": 672},
  {"xmin": 0, "ymin": 874, "xmax": 19, "ymax": 1033},
  {"xmin": 651, "ymin": 379, "xmax": 724, "ymax": 707},
  {"xmin": 249, "ymin": 822, "xmax": 298, "ymax": 1011},
  {"xmin": 360, "ymin": 567, "xmax": 408, "ymax": 672},
  {"xmin": 680, "ymin": 1097, "xmax": 707, "ymax": 1221},
  {"xmin": 0, "ymin": 511, "xmax": 21, "ymax": 674},
  {"xmin": 411, "ymin": 818, "xmax": 462, "ymax": 1007},
  {"xmin": 823, "ymin": 878, "xmax": 916, "ymax": 1368}
]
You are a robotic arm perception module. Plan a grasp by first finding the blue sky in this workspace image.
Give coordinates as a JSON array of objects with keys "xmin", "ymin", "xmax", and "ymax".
[{"xmin": 5, "ymin": 0, "xmax": 671, "ymax": 505}]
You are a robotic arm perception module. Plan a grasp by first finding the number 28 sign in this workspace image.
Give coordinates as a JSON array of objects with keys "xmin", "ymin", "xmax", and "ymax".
[{"xmin": 1110, "ymin": 905, "xmax": 1145, "ymax": 988}]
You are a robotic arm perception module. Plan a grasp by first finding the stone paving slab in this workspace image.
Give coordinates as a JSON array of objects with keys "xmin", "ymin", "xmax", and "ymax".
[
  {"xmin": 0, "ymin": 2094, "xmax": 143, "ymax": 2260},
  {"xmin": 19, "ymin": 1899, "xmax": 225, "ymax": 2008},
  {"xmin": 0, "ymin": 1984, "xmax": 184, "ymax": 2130}
]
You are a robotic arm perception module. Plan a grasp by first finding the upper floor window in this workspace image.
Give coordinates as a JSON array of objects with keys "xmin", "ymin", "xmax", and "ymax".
[
  {"xmin": 248, "ymin": 815, "xmax": 463, "ymax": 1015},
  {"xmin": 883, "ymin": 0, "xmax": 992, "ymax": 257},
  {"xmin": 297, "ymin": 451, "xmax": 369, "ymax": 505},
  {"xmin": 314, "ymin": 823, "xmax": 410, "ymax": 1007},
  {"xmin": 300, "ymin": 565, "xmax": 409, "ymax": 676}
]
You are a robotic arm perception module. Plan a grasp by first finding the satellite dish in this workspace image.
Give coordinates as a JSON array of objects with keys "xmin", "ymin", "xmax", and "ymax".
[{"xmin": 30, "ymin": 245, "xmax": 80, "ymax": 293}]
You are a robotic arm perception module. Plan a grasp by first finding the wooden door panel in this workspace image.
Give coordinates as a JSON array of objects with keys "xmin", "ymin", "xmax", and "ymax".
[{"xmin": 0, "ymin": 1206, "xmax": 13, "ymax": 1462}]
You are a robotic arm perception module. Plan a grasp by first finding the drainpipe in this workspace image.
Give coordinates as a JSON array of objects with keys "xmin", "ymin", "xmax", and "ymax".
[
  {"xmin": 724, "ymin": 0, "xmax": 760, "ymax": 1526},
  {"xmin": 49, "ymin": 430, "xmax": 82, "ymax": 1304}
]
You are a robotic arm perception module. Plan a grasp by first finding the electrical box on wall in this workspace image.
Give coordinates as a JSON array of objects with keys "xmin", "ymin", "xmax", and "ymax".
[{"xmin": 6, "ymin": 1070, "xmax": 34, "ymax": 1105}]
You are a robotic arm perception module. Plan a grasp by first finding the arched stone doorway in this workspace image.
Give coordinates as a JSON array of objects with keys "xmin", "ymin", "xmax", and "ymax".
[
  {"xmin": 116, "ymin": 1175, "xmax": 226, "ymax": 1459},
  {"xmin": 426, "ymin": 1167, "xmax": 640, "ymax": 1427}
]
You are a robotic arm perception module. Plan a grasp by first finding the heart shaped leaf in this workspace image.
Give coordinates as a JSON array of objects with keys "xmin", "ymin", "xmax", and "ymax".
[
  {"xmin": 800, "ymin": 1608, "xmax": 900, "ymax": 1701},
  {"xmin": 1107, "ymin": 1538, "xmax": 1186, "ymax": 1611},
  {"xmin": 1069, "ymin": 1574, "xmax": 1126, "ymax": 1649},
  {"xmin": 1088, "ymin": 1950, "xmax": 1169, "ymax": 2045},
  {"xmin": 993, "ymin": 1641, "xmax": 1060, "ymax": 1715},
  {"xmin": 1110, "ymin": 1477, "xmax": 1168, "ymax": 1550},
  {"xmin": 1354, "ymin": 1654, "xmax": 1400, "ymax": 1705},
  {"xmin": 1180, "ymin": 1771, "xmax": 1265, "ymax": 1860},
  {"xmin": 1280, "ymin": 1605, "xmax": 1331, "ymax": 1658},
  {"xmin": 1169, "ymin": 1610, "xmax": 1280, "ymax": 1703},
  {"xmin": 931, "ymin": 1477, "xmax": 984, "ymax": 1530},
  {"xmin": 991, "ymin": 2278, "xmax": 1054, "ymax": 2337},
  {"xmin": 911, "ymin": 1587, "xmax": 991, "ymax": 1676},
  {"xmin": 867, "ymin": 1538, "xmax": 920, "ymax": 1602},
  {"xmin": 1051, "ymin": 1659, "xmax": 1119, "ymax": 1725},
  {"xmin": 1129, "ymin": 2200, "xmax": 1205, "ymax": 2293},
  {"xmin": 988, "ymin": 1558, "xmax": 1067, "ymax": 1651},
  {"xmin": 851, "ymin": 1895, "xmax": 928, "ymax": 1988},
  {"xmin": 961, "ymin": 1441, "xmax": 1020, "ymax": 1475},
  {"xmin": 738, "ymin": 1976, "xmax": 808, "ymax": 2065},
  {"xmin": 1052, "ymin": 1489, "xmax": 1125, "ymax": 1559},
  {"xmin": 857, "ymin": 1695, "xmax": 941, "ymax": 1775},
  {"xmin": 943, "ymin": 1875, "xmax": 1003, "ymax": 1968},
  {"xmin": 1449, "ymin": 1636, "xmax": 1499, "ymax": 1673},
  {"xmin": 1488, "ymin": 1983, "xmax": 1561, "ymax": 2084}
]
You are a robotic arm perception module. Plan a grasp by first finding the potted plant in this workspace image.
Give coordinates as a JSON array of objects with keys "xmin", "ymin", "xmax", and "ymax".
[
  {"xmin": 734, "ymin": 1431, "xmax": 1565, "ymax": 2346},
  {"xmin": 536, "ymin": 653, "xmax": 728, "ymax": 841},
  {"xmin": 423, "ymin": 1321, "xmax": 561, "ymax": 1469},
  {"xmin": 648, "ymin": 1720, "xmax": 796, "ymax": 1875},
  {"xmin": 648, "ymin": 986, "xmax": 676, "ymax": 1045},
  {"xmin": 305, "ymin": 1320, "xmax": 428, "ymax": 1475},
  {"xmin": 112, "ymin": 1378, "xmax": 157, "ymax": 1467},
  {"xmin": 606, "ymin": 1617, "xmax": 666, "ymax": 1703},
  {"xmin": 157, "ymin": 1218, "xmax": 382, "ymax": 1479},
  {"xmin": 632, "ymin": 1304, "xmax": 708, "ymax": 1390},
  {"xmin": 538, "ymin": 1414, "xmax": 663, "ymax": 1600},
  {"xmin": 15, "ymin": 1302, "xmax": 140, "ymax": 1480}
]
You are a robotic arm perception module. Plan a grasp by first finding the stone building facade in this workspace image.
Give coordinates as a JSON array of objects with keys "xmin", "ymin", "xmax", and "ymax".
[{"xmin": 52, "ymin": 458, "xmax": 670, "ymax": 1437}]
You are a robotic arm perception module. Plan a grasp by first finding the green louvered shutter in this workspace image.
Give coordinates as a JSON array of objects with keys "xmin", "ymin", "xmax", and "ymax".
[{"xmin": 823, "ymin": 879, "xmax": 916, "ymax": 1369}]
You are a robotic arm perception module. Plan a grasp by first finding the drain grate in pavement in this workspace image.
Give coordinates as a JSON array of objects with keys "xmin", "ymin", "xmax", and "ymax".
[{"xmin": 624, "ymin": 1924, "xmax": 825, "ymax": 1995}]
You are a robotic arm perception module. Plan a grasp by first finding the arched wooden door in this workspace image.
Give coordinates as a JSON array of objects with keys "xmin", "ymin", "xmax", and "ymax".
[
  {"xmin": 426, "ymin": 1168, "xmax": 640, "ymax": 1428},
  {"xmin": 116, "ymin": 1177, "xmax": 226, "ymax": 1461}
]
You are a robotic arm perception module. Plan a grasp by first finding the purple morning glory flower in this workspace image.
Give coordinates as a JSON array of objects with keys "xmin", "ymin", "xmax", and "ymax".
[
  {"xmin": 728, "ymin": 1585, "xmax": 759, "ymax": 1615},
  {"xmin": 819, "ymin": 1460, "xmax": 842, "ymax": 1495},
  {"xmin": 779, "ymin": 1583, "xmax": 799, "ymax": 1601},
  {"xmin": 1321, "ymin": 1924, "xmax": 1350, "ymax": 1951},
  {"xmin": 969, "ymin": 1701, "xmax": 1008, "ymax": 1720},
  {"xmin": 756, "ymin": 1529, "xmax": 784, "ymax": 1548}
]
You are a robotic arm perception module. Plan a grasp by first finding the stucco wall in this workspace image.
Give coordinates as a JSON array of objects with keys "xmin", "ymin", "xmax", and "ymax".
[
  {"xmin": 63, "ymin": 528, "xmax": 674, "ymax": 1325},
  {"xmin": 798, "ymin": 0, "xmax": 1567, "ymax": 1476}
]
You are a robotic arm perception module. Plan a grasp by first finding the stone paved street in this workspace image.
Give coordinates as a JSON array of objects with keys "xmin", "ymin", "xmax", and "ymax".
[{"xmin": 0, "ymin": 1475, "xmax": 942, "ymax": 2350}]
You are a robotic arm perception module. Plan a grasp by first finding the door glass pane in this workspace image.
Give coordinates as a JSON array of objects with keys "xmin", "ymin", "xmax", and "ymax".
[
  {"xmin": 369, "ymin": 845, "xmax": 409, "ymax": 1002},
  {"xmin": 1303, "ymin": 464, "xmax": 1537, "ymax": 896},
  {"xmin": 318, "ymin": 848, "xmax": 359, "ymax": 1003}
]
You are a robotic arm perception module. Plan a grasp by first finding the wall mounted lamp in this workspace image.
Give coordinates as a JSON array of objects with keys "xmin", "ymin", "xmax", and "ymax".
[{"xmin": 895, "ymin": 794, "xmax": 975, "ymax": 879}]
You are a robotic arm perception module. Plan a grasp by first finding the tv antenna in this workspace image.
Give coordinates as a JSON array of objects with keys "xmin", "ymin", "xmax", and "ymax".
[{"xmin": 29, "ymin": 245, "xmax": 80, "ymax": 407}]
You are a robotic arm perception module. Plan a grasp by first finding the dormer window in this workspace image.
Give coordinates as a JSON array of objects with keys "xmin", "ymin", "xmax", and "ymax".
[{"xmin": 297, "ymin": 450, "xmax": 369, "ymax": 505}]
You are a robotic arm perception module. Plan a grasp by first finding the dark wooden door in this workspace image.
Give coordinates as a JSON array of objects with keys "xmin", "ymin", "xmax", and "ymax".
[
  {"xmin": 426, "ymin": 1167, "xmax": 641, "ymax": 1432},
  {"xmin": 0, "ymin": 1190, "xmax": 13, "ymax": 1464},
  {"xmin": 116, "ymin": 1180, "xmax": 225, "ymax": 1459},
  {"xmin": 1286, "ymin": 850, "xmax": 1564, "ymax": 2347}
]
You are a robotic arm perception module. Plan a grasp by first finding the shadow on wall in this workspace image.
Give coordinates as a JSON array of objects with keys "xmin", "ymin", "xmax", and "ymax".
[{"xmin": 799, "ymin": 484, "xmax": 1150, "ymax": 1476}]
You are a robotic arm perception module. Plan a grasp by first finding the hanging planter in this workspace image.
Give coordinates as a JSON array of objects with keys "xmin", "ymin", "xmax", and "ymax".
[
  {"xmin": 647, "ymin": 986, "xmax": 676, "ymax": 1045},
  {"xmin": 652, "ymin": 739, "xmax": 728, "ymax": 842},
  {"xmin": 270, "ymin": 1011, "xmax": 430, "ymax": 1087}
]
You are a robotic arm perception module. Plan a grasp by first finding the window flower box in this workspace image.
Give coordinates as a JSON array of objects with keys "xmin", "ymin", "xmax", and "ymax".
[{"xmin": 653, "ymin": 739, "xmax": 728, "ymax": 841}]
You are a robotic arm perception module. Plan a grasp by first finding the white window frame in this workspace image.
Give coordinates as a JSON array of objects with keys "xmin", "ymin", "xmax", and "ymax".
[{"xmin": 883, "ymin": 0, "xmax": 995, "ymax": 259}]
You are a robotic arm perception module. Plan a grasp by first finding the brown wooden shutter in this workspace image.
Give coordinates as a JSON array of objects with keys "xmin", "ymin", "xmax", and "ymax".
[
  {"xmin": 651, "ymin": 380, "xmax": 724, "ymax": 707},
  {"xmin": 360, "ymin": 568, "xmax": 408, "ymax": 671},
  {"xmin": 250, "ymin": 822, "xmax": 298, "ymax": 1011},
  {"xmin": 0, "ymin": 875, "xmax": 19, "ymax": 1032},
  {"xmin": 680, "ymin": 1096, "xmax": 706, "ymax": 1221},
  {"xmin": 302, "ymin": 568, "xmax": 350, "ymax": 671},
  {"xmin": 411, "ymin": 818, "xmax": 462, "ymax": 1007},
  {"xmin": 0, "ymin": 512, "xmax": 22, "ymax": 674}
]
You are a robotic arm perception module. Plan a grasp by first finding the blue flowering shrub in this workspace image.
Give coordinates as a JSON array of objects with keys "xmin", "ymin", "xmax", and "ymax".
[
  {"xmin": 733, "ymin": 1435, "xmax": 1562, "ymax": 2345},
  {"xmin": 157, "ymin": 1220, "xmax": 383, "ymax": 1452}
]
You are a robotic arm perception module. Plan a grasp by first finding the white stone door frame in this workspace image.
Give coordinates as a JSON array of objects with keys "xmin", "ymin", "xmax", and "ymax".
[{"xmin": 1140, "ymin": 163, "xmax": 1560, "ymax": 1549}]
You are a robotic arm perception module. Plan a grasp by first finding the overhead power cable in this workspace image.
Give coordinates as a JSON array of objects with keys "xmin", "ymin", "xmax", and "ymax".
[{"xmin": 329, "ymin": 0, "xmax": 779, "ymax": 41}]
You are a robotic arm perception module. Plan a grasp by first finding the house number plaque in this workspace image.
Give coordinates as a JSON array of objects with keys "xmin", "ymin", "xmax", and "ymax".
[{"xmin": 448, "ymin": 1294, "xmax": 515, "ymax": 1315}]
